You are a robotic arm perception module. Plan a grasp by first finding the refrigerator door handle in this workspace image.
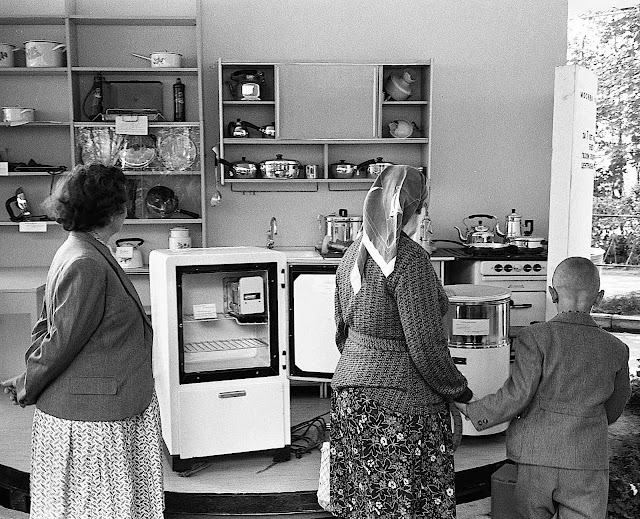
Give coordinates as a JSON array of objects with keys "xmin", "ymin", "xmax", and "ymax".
[{"xmin": 218, "ymin": 390, "xmax": 247, "ymax": 398}]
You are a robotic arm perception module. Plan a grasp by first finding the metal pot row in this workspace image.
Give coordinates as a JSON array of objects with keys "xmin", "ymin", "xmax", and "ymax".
[{"xmin": 220, "ymin": 155, "xmax": 396, "ymax": 180}]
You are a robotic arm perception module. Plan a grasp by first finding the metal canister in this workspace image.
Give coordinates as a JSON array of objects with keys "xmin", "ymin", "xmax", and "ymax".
[
  {"xmin": 443, "ymin": 284, "xmax": 511, "ymax": 348},
  {"xmin": 304, "ymin": 165, "xmax": 321, "ymax": 179}
]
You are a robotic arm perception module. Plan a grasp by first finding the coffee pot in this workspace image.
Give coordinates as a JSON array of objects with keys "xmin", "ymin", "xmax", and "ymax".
[
  {"xmin": 496, "ymin": 209, "xmax": 534, "ymax": 239},
  {"xmin": 226, "ymin": 69, "xmax": 265, "ymax": 101}
]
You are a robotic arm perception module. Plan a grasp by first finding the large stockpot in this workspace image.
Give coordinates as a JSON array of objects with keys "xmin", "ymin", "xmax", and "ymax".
[
  {"xmin": 318, "ymin": 209, "xmax": 363, "ymax": 244},
  {"xmin": 24, "ymin": 40, "xmax": 65, "ymax": 67},
  {"xmin": 443, "ymin": 284, "xmax": 510, "ymax": 348}
]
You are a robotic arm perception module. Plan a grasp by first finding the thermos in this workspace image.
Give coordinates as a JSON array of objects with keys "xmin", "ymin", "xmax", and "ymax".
[{"xmin": 173, "ymin": 78, "xmax": 185, "ymax": 122}]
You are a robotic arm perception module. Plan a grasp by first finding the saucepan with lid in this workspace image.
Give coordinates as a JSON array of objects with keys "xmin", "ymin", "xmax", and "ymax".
[
  {"xmin": 318, "ymin": 209, "xmax": 363, "ymax": 245},
  {"xmin": 219, "ymin": 157, "xmax": 260, "ymax": 179},
  {"xmin": 260, "ymin": 154, "xmax": 302, "ymax": 179}
]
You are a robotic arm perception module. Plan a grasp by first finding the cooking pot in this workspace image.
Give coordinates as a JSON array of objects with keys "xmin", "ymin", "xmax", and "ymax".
[
  {"xmin": 24, "ymin": 40, "xmax": 66, "ymax": 68},
  {"xmin": 260, "ymin": 154, "xmax": 302, "ymax": 179},
  {"xmin": 131, "ymin": 52, "xmax": 181, "ymax": 68},
  {"xmin": 145, "ymin": 185, "xmax": 200, "ymax": 219},
  {"xmin": 241, "ymin": 120, "xmax": 275, "ymax": 138},
  {"xmin": 318, "ymin": 209, "xmax": 363, "ymax": 244},
  {"xmin": 219, "ymin": 157, "xmax": 260, "ymax": 179},
  {"xmin": 228, "ymin": 119, "xmax": 250, "ymax": 138},
  {"xmin": 329, "ymin": 160, "xmax": 358, "ymax": 179},
  {"xmin": 0, "ymin": 44, "xmax": 17, "ymax": 67},
  {"xmin": 115, "ymin": 238, "xmax": 144, "ymax": 269},
  {"xmin": 510, "ymin": 236, "xmax": 546, "ymax": 249},
  {"xmin": 2, "ymin": 107, "xmax": 35, "ymax": 123},
  {"xmin": 357, "ymin": 157, "xmax": 394, "ymax": 178}
]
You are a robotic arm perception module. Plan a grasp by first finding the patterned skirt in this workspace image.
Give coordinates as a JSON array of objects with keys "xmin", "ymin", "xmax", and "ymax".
[
  {"xmin": 330, "ymin": 388, "xmax": 456, "ymax": 519},
  {"xmin": 29, "ymin": 393, "xmax": 164, "ymax": 519}
]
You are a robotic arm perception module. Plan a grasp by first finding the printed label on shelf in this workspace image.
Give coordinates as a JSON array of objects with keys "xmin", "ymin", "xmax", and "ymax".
[
  {"xmin": 193, "ymin": 303, "xmax": 217, "ymax": 320},
  {"xmin": 452, "ymin": 318, "xmax": 490, "ymax": 336},
  {"xmin": 18, "ymin": 221, "xmax": 47, "ymax": 232},
  {"xmin": 0, "ymin": 162, "xmax": 8, "ymax": 176},
  {"xmin": 115, "ymin": 115, "xmax": 149, "ymax": 135}
]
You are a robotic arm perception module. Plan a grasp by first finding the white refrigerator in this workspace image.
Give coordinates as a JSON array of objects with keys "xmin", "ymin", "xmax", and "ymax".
[{"xmin": 150, "ymin": 247, "xmax": 291, "ymax": 471}]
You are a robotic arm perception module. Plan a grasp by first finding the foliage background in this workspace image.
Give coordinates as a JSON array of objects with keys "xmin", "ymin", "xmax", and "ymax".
[{"xmin": 568, "ymin": 6, "xmax": 640, "ymax": 264}]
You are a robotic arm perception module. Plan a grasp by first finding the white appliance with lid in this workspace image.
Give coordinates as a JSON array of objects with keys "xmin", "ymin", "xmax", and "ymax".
[
  {"xmin": 443, "ymin": 284, "xmax": 512, "ymax": 436},
  {"xmin": 150, "ymin": 247, "xmax": 291, "ymax": 471}
]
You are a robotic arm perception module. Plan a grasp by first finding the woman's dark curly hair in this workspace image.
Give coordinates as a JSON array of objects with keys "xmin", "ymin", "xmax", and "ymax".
[{"xmin": 44, "ymin": 163, "xmax": 127, "ymax": 231}]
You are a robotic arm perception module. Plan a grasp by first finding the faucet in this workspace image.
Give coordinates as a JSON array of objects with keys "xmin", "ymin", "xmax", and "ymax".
[{"xmin": 267, "ymin": 216, "xmax": 277, "ymax": 249}]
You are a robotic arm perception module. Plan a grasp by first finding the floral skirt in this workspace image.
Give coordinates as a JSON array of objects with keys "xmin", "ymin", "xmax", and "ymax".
[
  {"xmin": 330, "ymin": 388, "xmax": 456, "ymax": 519},
  {"xmin": 29, "ymin": 392, "xmax": 164, "ymax": 519}
]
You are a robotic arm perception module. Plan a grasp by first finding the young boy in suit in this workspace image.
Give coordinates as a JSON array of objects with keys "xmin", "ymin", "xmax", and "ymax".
[{"xmin": 455, "ymin": 256, "xmax": 631, "ymax": 519}]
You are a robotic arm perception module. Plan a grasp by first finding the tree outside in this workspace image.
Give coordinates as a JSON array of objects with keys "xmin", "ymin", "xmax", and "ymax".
[{"xmin": 568, "ymin": 6, "xmax": 640, "ymax": 320}]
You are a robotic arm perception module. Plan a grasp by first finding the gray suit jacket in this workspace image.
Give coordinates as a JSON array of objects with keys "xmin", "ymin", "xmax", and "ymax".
[
  {"xmin": 16, "ymin": 232, "xmax": 154, "ymax": 421},
  {"xmin": 467, "ymin": 312, "xmax": 630, "ymax": 470}
]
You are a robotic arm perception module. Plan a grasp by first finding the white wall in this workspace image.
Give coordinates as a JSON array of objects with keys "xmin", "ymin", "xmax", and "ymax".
[
  {"xmin": 3, "ymin": 0, "xmax": 568, "ymax": 253},
  {"xmin": 200, "ymin": 0, "xmax": 567, "ymax": 247}
]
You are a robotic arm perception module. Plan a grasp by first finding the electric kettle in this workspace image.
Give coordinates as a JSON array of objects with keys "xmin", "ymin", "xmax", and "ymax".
[{"xmin": 115, "ymin": 238, "xmax": 144, "ymax": 269}]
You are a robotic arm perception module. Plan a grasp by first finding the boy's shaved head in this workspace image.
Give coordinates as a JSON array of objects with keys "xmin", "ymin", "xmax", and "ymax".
[
  {"xmin": 550, "ymin": 256, "xmax": 603, "ymax": 313},
  {"xmin": 552, "ymin": 257, "xmax": 600, "ymax": 294}
]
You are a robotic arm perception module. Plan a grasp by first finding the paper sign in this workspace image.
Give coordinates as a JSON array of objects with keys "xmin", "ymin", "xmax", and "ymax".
[
  {"xmin": 193, "ymin": 303, "xmax": 217, "ymax": 320},
  {"xmin": 19, "ymin": 221, "xmax": 47, "ymax": 232},
  {"xmin": 0, "ymin": 162, "xmax": 8, "ymax": 176},
  {"xmin": 115, "ymin": 115, "xmax": 149, "ymax": 135},
  {"xmin": 115, "ymin": 246, "xmax": 134, "ymax": 260},
  {"xmin": 452, "ymin": 318, "xmax": 490, "ymax": 336}
]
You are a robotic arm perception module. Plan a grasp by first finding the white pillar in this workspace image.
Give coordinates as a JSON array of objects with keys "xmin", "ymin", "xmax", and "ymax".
[{"xmin": 546, "ymin": 65, "xmax": 598, "ymax": 319}]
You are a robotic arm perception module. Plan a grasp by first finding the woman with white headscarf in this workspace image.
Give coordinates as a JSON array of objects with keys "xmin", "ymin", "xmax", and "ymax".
[{"xmin": 330, "ymin": 165, "xmax": 474, "ymax": 519}]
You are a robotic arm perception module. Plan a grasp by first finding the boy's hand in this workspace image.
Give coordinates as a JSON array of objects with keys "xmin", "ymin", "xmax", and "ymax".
[
  {"xmin": 1, "ymin": 377, "xmax": 19, "ymax": 405},
  {"xmin": 453, "ymin": 401, "xmax": 469, "ymax": 418}
]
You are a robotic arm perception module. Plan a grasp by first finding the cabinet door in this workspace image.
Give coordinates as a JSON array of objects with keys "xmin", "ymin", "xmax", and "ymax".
[{"xmin": 278, "ymin": 64, "xmax": 378, "ymax": 139}]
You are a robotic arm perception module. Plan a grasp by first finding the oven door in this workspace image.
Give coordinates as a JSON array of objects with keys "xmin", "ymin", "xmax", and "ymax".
[{"xmin": 288, "ymin": 264, "xmax": 339, "ymax": 381}]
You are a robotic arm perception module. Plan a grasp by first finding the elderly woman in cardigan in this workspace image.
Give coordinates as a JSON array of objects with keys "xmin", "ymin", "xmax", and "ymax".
[{"xmin": 330, "ymin": 165, "xmax": 474, "ymax": 519}]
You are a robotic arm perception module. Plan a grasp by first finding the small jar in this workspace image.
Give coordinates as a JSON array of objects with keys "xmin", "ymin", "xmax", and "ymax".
[{"xmin": 169, "ymin": 226, "xmax": 191, "ymax": 250}]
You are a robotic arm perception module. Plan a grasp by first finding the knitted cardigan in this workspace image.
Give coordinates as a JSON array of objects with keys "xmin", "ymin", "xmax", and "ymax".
[{"xmin": 331, "ymin": 233, "xmax": 473, "ymax": 415}]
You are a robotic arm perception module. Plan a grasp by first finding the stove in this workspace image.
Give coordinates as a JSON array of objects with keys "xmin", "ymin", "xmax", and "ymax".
[{"xmin": 445, "ymin": 253, "xmax": 548, "ymax": 330}]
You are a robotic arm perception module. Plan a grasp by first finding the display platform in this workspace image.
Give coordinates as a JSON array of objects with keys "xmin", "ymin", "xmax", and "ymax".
[{"xmin": 0, "ymin": 385, "xmax": 506, "ymax": 517}]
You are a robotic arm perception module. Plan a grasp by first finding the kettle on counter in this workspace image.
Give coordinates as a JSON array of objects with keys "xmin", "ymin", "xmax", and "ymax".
[{"xmin": 115, "ymin": 238, "xmax": 144, "ymax": 269}]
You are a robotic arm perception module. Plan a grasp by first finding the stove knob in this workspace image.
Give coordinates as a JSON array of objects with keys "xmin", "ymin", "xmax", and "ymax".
[
  {"xmin": 523, "ymin": 264, "xmax": 532, "ymax": 272},
  {"xmin": 533, "ymin": 264, "xmax": 542, "ymax": 272},
  {"xmin": 504, "ymin": 264, "xmax": 513, "ymax": 272},
  {"xmin": 494, "ymin": 264, "xmax": 503, "ymax": 272}
]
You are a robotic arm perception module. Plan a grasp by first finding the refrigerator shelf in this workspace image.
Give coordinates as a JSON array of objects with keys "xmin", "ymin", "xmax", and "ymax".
[{"xmin": 184, "ymin": 338, "xmax": 267, "ymax": 353}]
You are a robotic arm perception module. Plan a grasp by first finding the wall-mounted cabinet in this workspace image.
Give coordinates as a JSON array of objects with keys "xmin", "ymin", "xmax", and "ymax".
[
  {"xmin": 0, "ymin": 11, "xmax": 206, "ymax": 265},
  {"xmin": 218, "ymin": 60, "xmax": 432, "ymax": 191}
]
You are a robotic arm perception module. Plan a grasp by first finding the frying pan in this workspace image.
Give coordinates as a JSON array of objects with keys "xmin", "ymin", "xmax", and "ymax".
[
  {"xmin": 433, "ymin": 239, "xmax": 517, "ymax": 253},
  {"xmin": 145, "ymin": 185, "xmax": 199, "ymax": 219}
]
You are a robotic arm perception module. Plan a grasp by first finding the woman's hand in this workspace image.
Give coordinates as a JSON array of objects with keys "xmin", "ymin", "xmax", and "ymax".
[{"xmin": 1, "ymin": 377, "xmax": 19, "ymax": 405}]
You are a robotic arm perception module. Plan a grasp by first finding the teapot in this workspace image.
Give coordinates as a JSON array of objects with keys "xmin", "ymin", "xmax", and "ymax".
[
  {"xmin": 115, "ymin": 238, "xmax": 144, "ymax": 269},
  {"xmin": 496, "ymin": 209, "xmax": 534, "ymax": 239},
  {"xmin": 384, "ymin": 68, "xmax": 418, "ymax": 101},
  {"xmin": 226, "ymin": 69, "xmax": 265, "ymax": 101},
  {"xmin": 389, "ymin": 120, "xmax": 420, "ymax": 138},
  {"xmin": 454, "ymin": 214, "xmax": 500, "ymax": 244}
]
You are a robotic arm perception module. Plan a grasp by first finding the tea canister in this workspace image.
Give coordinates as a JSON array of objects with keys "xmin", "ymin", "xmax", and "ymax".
[{"xmin": 169, "ymin": 226, "xmax": 191, "ymax": 250}]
